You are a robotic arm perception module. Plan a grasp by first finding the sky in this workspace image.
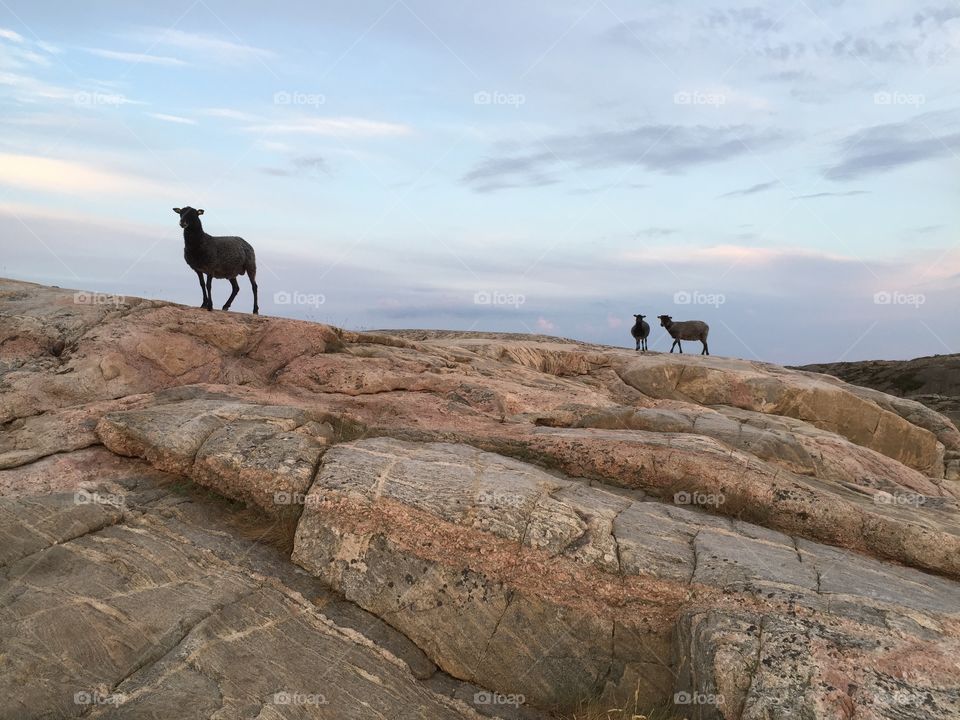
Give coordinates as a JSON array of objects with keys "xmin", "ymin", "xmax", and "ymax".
[{"xmin": 0, "ymin": 0, "xmax": 957, "ymax": 365}]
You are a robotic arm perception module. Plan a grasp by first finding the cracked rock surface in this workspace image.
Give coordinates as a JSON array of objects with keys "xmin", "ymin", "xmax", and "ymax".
[{"xmin": 2, "ymin": 278, "xmax": 960, "ymax": 718}]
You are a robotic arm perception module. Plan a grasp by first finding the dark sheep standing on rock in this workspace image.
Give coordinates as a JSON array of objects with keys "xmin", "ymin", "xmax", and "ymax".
[
  {"xmin": 658, "ymin": 315, "xmax": 709, "ymax": 355},
  {"xmin": 630, "ymin": 314, "xmax": 650, "ymax": 351},
  {"xmin": 174, "ymin": 207, "xmax": 259, "ymax": 314}
]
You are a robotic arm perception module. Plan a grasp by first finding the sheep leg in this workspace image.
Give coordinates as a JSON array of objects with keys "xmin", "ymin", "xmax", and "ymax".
[
  {"xmin": 249, "ymin": 269, "xmax": 259, "ymax": 315},
  {"xmin": 701, "ymin": 340, "xmax": 709, "ymax": 356},
  {"xmin": 222, "ymin": 277, "xmax": 240, "ymax": 311},
  {"xmin": 196, "ymin": 271, "xmax": 210, "ymax": 309},
  {"xmin": 205, "ymin": 274, "xmax": 214, "ymax": 311}
]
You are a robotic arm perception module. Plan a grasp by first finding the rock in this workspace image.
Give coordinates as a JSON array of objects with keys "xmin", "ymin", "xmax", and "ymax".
[
  {"xmin": 0, "ymin": 458, "xmax": 507, "ymax": 720},
  {"xmin": 291, "ymin": 437, "xmax": 960, "ymax": 715},
  {"xmin": 799, "ymin": 355, "xmax": 960, "ymax": 449},
  {"xmin": 4, "ymin": 278, "xmax": 960, "ymax": 718}
]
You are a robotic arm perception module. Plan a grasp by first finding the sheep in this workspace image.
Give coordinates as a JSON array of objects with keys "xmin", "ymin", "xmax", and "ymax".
[
  {"xmin": 657, "ymin": 315, "xmax": 709, "ymax": 355},
  {"xmin": 173, "ymin": 207, "xmax": 259, "ymax": 314},
  {"xmin": 630, "ymin": 314, "xmax": 650, "ymax": 351}
]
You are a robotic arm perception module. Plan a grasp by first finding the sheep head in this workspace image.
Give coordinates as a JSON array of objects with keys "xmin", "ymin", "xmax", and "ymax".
[{"xmin": 173, "ymin": 207, "xmax": 205, "ymax": 229}]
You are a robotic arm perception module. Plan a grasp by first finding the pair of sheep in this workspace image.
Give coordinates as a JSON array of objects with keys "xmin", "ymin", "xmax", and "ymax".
[
  {"xmin": 631, "ymin": 314, "xmax": 710, "ymax": 355},
  {"xmin": 174, "ymin": 207, "xmax": 259, "ymax": 314}
]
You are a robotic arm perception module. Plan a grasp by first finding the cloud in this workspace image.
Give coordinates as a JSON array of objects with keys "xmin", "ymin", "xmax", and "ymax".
[
  {"xmin": 719, "ymin": 180, "xmax": 779, "ymax": 198},
  {"xmin": 83, "ymin": 47, "xmax": 187, "ymax": 67},
  {"xmin": 0, "ymin": 152, "xmax": 170, "ymax": 196},
  {"xmin": 635, "ymin": 226, "xmax": 678, "ymax": 239},
  {"xmin": 200, "ymin": 107, "xmax": 261, "ymax": 122},
  {"xmin": 462, "ymin": 124, "xmax": 786, "ymax": 192},
  {"xmin": 793, "ymin": 190, "xmax": 870, "ymax": 200},
  {"xmin": 147, "ymin": 112, "xmax": 197, "ymax": 125},
  {"xmin": 260, "ymin": 155, "xmax": 329, "ymax": 178},
  {"xmin": 703, "ymin": 7, "xmax": 783, "ymax": 33},
  {"xmin": 126, "ymin": 27, "xmax": 274, "ymax": 64},
  {"xmin": 0, "ymin": 27, "xmax": 24, "ymax": 43},
  {"xmin": 244, "ymin": 117, "xmax": 413, "ymax": 138},
  {"xmin": 824, "ymin": 115, "xmax": 960, "ymax": 180},
  {"xmin": 536, "ymin": 317, "xmax": 556, "ymax": 332}
]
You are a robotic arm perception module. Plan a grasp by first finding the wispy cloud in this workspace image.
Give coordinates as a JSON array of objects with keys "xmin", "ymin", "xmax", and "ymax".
[
  {"xmin": 244, "ymin": 117, "xmax": 413, "ymax": 138},
  {"xmin": 146, "ymin": 112, "xmax": 196, "ymax": 125},
  {"xmin": 793, "ymin": 190, "xmax": 870, "ymax": 200},
  {"xmin": 719, "ymin": 180, "xmax": 779, "ymax": 198},
  {"xmin": 0, "ymin": 27, "xmax": 25, "ymax": 43},
  {"xmin": 83, "ymin": 47, "xmax": 186, "ymax": 67},
  {"xmin": 260, "ymin": 155, "xmax": 329, "ymax": 178},
  {"xmin": 200, "ymin": 107, "xmax": 261, "ymax": 122},
  {"xmin": 824, "ymin": 114, "xmax": 960, "ymax": 180},
  {"xmin": 463, "ymin": 124, "xmax": 786, "ymax": 192},
  {"xmin": 0, "ymin": 152, "xmax": 171, "ymax": 196},
  {"xmin": 126, "ymin": 27, "xmax": 274, "ymax": 64}
]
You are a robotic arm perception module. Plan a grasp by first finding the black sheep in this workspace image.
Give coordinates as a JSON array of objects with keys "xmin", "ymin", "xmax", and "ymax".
[
  {"xmin": 630, "ymin": 314, "xmax": 650, "ymax": 351},
  {"xmin": 174, "ymin": 207, "xmax": 259, "ymax": 314}
]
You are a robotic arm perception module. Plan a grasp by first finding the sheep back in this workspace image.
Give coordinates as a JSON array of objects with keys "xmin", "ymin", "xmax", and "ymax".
[
  {"xmin": 185, "ymin": 235, "xmax": 257, "ymax": 279},
  {"xmin": 667, "ymin": 320, "xmax": 709, "ymax": 341}
]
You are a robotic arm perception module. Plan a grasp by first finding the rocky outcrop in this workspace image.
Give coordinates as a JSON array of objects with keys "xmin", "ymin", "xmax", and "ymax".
[
  {"xmin": 800, "ymin": 355, "xmax": 960, "ymax": 484},
  {"xmin": 3, "ymin": 278, "xmax": 960, "ymax": 718}
]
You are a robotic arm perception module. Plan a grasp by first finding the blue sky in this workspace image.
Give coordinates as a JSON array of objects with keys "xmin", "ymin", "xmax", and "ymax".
[{"xmin": 0, "ymin": 0, "xmax": 958, "ymax": 364}]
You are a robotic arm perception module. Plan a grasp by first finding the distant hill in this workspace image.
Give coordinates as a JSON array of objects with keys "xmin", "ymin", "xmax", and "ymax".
[{"xmin": 799, "ymin": 354, "xmax": 960, "ymax": 428}]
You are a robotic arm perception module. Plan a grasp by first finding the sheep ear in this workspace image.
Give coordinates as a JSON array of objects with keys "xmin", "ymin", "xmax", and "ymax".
[
  {"xmin": 173, "ymin": 208, "xmax": 181, "ymax": 214},
  {"xmin": 197, "ymin": 209, "xmax": 204, "ymax": 215}
]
